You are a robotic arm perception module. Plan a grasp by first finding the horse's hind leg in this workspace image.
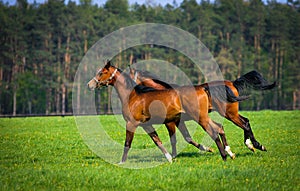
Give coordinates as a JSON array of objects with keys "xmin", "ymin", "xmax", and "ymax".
[
  {"xmin": 226, "ymin": 113, "xmax": 266, "ymax": 152},
  {"xmin": 176, "ymin": 121, "xmax": 213, "ymax": 152},
  {"xmin": 165, "ymin": 122, "xmax": 177, "ymax": 158},
  {"xmin": 142, "ymin": 125, "xmax": 173, "ymax": 163}
]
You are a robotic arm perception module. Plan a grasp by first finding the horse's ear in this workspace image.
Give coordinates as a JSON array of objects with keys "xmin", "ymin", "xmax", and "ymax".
[
  {"xmin": 132, "ymin": 57, "xmax": 137, "ymax": 64},
  {"xmin": 128, "ymin": 65, "xmax": 134, "ymax": 75},
  {"xmin": 104, "ymin": 59, "xmax": 111, "ymax": 69}
]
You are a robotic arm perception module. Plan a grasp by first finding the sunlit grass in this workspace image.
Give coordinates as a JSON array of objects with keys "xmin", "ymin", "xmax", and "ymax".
[{"xmin": 0, "ymin": 110, "xmax": 299, "ymax": 190}]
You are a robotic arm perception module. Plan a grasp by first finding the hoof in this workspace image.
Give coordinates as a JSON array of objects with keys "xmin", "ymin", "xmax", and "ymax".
[
  {"xmin": 207, "ymin": 147, "xmax": 214, "ymax": 153},
  {"xmin": 247, "ymin": 145, "xmax": 255, "ymax": 152},
  {"xmin": 165, "ymin": 153, "xmax": 173, "ymax": 163},
  {"xmin": 222, "ymin": 155, "xmax": 227, "ymax": 161},
  {"xmin": 230, "ymin": 153, "xmax": 236, "ymax": 160},
  {"xmin": 225, "ymin": 146, "xmax": 235, "ymax": 159},
  {"xmin": 118, "ymin": 161, "xmax": 125, "ymax": 165},
  {"xmin": 171, "ymin": 152, "xmax": 177, "ymax": 159},
  {"xmin": 255, "ymin": 144, "xmax": 267, "ymax": 151},
  {"xmin": 199, "ymin": 145, "xmax": 214, "ymax": 153}
]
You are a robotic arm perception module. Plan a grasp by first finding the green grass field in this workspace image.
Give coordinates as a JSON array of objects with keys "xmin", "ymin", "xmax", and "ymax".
[{"xmin": 0, "ymin": 110, "xmax": 299, "ymax": 190}]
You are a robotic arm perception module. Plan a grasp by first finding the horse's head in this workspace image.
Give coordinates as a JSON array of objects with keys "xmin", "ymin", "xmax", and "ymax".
[
  {"xmin": 128, "ymin": 65, "xmax": 142, "ymax": 85},
  {"xmin": 87, "ymin": 60, "xmax": 118, "ymax": 90}
]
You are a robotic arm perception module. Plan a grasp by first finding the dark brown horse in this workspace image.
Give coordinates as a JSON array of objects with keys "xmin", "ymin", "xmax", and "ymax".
[
  {"xmin": 129, "ymin": 67, "xmax": 276, "ymax": 152},
  {"xmin": 87, "ymin": 61, "xmax": 243, "ymax": 163}
]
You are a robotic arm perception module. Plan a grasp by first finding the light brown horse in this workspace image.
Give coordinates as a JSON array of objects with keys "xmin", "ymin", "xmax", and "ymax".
[
  {"xmin": 130, "ymin": 67, "xmax": 276, "ymax": 152},
  {"xmin": 87, "ymin": 60, "xmax": 243, "ymax": 163}
]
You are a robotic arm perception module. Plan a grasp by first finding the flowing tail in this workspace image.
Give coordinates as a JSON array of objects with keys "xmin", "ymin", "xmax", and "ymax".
[
  {"xmin": 233, "ymin": 70, "xmax": 277, "ymax": 95},
  {"xmin": 205, "ymin": 85, "xmax": 250, "ymax": 103}
]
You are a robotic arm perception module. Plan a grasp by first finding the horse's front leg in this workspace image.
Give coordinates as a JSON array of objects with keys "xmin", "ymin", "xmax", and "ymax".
[
  {"xmin": 211, "ymin": 121, "xmax": 235, "ymax": 159},
  {"xmin": 199, "ymin": 118, "xmax": 227, "ymax": 161},
  {"xmin": 120, "ymin": 122, "xmax": 136, "ymax": 164},
  {"xmin": 240, "ymin": 115, "xmax": 267, "ymax": 151},
  {"xmin": 142, "ymin": 125, "xmax": 173, "ymax": 163},
  {"xmin": 227, "ymin": 113, "xmax": 266, "ymax": 152},
  {"xmin": 165, "ymin": 122, "xmax": 177, "ymax": 158}
]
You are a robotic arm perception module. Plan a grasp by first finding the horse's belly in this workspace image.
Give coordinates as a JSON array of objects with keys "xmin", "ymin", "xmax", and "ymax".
[{"xmin": 135, "ymin": 100, "xmax": 182, "ymax": 124}]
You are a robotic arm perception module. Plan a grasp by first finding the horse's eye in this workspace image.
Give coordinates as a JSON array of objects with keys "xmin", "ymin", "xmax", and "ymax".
[{"xmin": 98, "ymin": 71, "xmax": 105, "ymax": 75}]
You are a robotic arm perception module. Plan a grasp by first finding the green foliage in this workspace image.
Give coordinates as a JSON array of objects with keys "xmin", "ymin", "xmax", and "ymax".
[
  {"xmin": 0, "ymin": 1, "xmax": 299, "ymax": 115},
  {"xmin": 0, "ymin": 110, "xmax": 299, "ymax": 190}
]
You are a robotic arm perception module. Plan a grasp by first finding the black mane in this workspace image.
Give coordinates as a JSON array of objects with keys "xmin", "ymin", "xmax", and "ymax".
[
  {"xmin": 118, "ymin": 68, "xmax": 158, "ymax": 94},
  {"xmin": 152, "ymin": 79, "xmax": 179, "ymax": 89},
  {"xmin": 136, "ymin": 69, "xmax": 180, "ymax": 89}
]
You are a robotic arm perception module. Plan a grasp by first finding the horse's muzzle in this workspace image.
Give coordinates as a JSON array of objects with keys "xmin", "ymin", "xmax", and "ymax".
[{"xmin": 87, "ymin": 81, "xmax": 96, "ymax": 91}]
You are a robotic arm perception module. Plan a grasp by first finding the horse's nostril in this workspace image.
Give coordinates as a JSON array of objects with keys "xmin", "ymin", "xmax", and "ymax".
[{"xmin": 87, "ymin": 83, "xmax": 93, "ymax": 90}]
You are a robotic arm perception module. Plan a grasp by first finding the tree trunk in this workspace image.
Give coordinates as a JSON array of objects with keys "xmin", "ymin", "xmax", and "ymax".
[
  {"xmin": 76, "ymin": 73, "xmax": 81, "ymax": 113},
  {"xmin": 13, "ymin": 88, "xmax": 17, "ymax": 116},
  {"xmin": 0, "ymin": 66, "xmax": 2, "ymax": 113},
  {"xmin": 55, "ymin": 74, "xmax": 60, "ymax": 114},
  {"xmin": 62, "ymin": 32, "xmax": 71, "ymax": 115},
  {"xmin": 12, "ymin": 59, "xmax": 18, "ymax": 116},
  {"xmin": 219, "ymin": 31, "xmax": 224, "ymax": 49},
  {"xmin": 83, "ymin": 30, "xmax": 88, "ymax": 114},
  {"xmin": 254, "ymin": 34, "xmax": 261, "ymax": 70},
  {"xmin": 278, "ymin": 49, "xmax": 284, "ymax": 109},
  {"xmin": 293, "ymin": 90, "xmax": 299, "ymax": 110},
  {"xmin": 257, "ymin": 34, "xmax": 261, "ymax": 70},
  {"xmin": 107, "ymin": 87, "xmax": 112, "ymax": 114},
  {"xmin": 46, "ymin": 88, "xmax": 51, "ymax": 115},
  {"xmin": 273, "ymin": 40, "xmax": 279, "ymax": 109},
  {"xmin": 45, "ymin": 33, "xmax": 52, "ymax": 114},
  {"xmin": 61, "ymin": 83, "xmax": 66, "ymax": 115},
  {"xmin": 56, "ymin": 36, "xmax": 62, "ymax": 114},
  {"xmin": 226, "ymin": 32, "xmax": 230, "ymax": 45}
]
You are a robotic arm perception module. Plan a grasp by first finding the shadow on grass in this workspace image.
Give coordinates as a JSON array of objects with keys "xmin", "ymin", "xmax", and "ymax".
[
  {"xmin": 234, "ymin": 151, "xmax": 262, "ymax": 158},
  {"xmin": 83, "ymin": 155, "xmax": 101, "ymax": 160},
  {"xmin": 82, "ymin": 150, "xmax": 261, "ymax": 162},
  {"xmin": 176, "ymin": 151, "xmax": 215, "ymax": 158},
  {"xmin": 175, "ymin": 150, "xmax": 262, "ymax": 159}
]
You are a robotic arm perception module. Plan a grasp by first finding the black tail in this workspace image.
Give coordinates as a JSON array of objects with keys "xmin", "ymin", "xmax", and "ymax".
[
  {"xmin": 233, "ymin": 70, "xmax": 277, "ymax": 95},
  {"xmin": 205, "ymin": 85, "xmax": 250, "ymax": 103}
]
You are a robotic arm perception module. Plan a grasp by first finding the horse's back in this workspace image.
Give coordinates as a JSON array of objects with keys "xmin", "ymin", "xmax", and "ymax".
[{"xmin": 200, "ymin": 80, "xmax": 239, "ymax": 96}]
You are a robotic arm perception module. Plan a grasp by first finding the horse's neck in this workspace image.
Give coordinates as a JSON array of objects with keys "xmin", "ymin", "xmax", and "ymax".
[{"xmin": 113, "ymin": 74, "xmax": 134, "ymax": 105}]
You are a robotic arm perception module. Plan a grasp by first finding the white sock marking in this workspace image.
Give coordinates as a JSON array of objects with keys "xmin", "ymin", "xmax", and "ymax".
[
  {"xmin": 245, "ymin": 138, "xmax": 254, "ymax": 150},
  {"xmin": 225, "ymin": 146, "xmax": 235, "ymax": 159},
  {"xmin": 165, "ymin": 153, "xmax": 173, "ymax": 163}
]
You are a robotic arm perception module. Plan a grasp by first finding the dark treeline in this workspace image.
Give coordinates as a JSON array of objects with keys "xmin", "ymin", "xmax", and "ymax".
[{"xmin": 1, "ymin": 0, "xmax": 299, "ymax": 115}]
